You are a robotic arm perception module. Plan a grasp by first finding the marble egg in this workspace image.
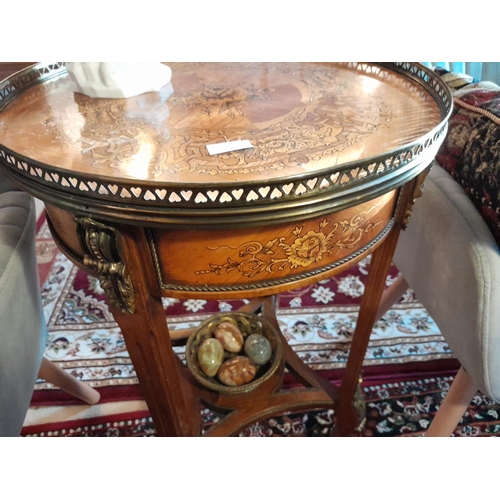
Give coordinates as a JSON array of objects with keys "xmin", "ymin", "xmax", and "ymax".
[
  {"xmin": 214, "ymin": 322, "xmax": 244, "ymax": 353},
  {"xmin": 197, "ymin": 338, "xmax": 224, "ymax": 377},
  {"xmin": 244, "ymin": 334, "xmax": 272, "ymax": 365},
  {"xmin": 217, "ymin": 356, "xmax": 257, "ymax": 386}
]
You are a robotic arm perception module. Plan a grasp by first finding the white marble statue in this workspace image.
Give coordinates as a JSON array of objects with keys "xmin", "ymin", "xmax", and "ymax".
[{"xmin": 66, "ymin": 62, "xmax": 172, "ymax": 99}]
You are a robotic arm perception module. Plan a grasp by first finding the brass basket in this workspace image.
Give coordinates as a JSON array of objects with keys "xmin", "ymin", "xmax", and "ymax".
[{"xmin": 186, "ymin": 312, "xmax": 282, "ymax": 394}]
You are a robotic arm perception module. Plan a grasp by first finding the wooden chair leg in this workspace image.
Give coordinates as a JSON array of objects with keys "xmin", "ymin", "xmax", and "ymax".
[
  {"xmin": 425, "ymin": 366, "xmax": 478, "ymax": 437},
  {"xmin": 375, "ymin": 273, "xmax": 410, "ymax": 323},
  {"xmin": 375, "ymin": 275, "xmax": 477, "ymax": 437},
  {"xmin": 38, "ymin": 357, "xmax": 101, "ymax": 405}
]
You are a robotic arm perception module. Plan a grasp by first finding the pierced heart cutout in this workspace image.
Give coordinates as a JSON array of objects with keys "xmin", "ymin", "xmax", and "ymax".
[
  {"xmin": 306, "ymin": 178, "xmax": 317, "ymax": 190},
  {"xmin": 258, "ymin": 186, "xmax": 270, "ymax": 197},
  {"xmin": 330, "ymin": 173, "xmax": 340, "ymax": 184},
  {"xmin": 131, "ymin": 187, "xmax": 142, "ymax": 198},
  {"xmin": 195, "ymin": 193, "xmax": 208, "ymax": 203},
  {"xmin": 295, "ymin": 184, "xmax": 307, "ymax": 195},
  {"xmin": 155, "ymin": 189, "xmax": 167, "ymax": 200},
  {"xmin": 246, "ymin": 190, "xmax": 258, "ymax": 201},
  {"xmin": 219, "ymin": 192, "xmax": 232, "ymax": 203},
  {"xmin": 207, "ymin": 190, "xmax": 219, "ymax": 201},
  {"xmin": 232, "ymin": 189, "xmax": 243, "ymax": 200}
]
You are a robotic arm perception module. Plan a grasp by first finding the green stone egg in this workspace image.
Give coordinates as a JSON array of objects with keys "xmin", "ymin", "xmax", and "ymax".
[
  {"xmin": 244, "ymin": 334, "xmax": 272, "ymax": 365},
  {"xmin": 197, "ymin": 338, "xmax": 224, "ymax": 377}
]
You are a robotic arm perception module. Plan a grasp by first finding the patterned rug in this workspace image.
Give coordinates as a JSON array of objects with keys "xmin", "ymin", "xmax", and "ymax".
[
  {"xmin": 22, "ymin": 373, "xmax": 500, "ymax": 437},
  {"xmin": 24, "ymin": 215, "xmax": 500, "ymax": 436}
]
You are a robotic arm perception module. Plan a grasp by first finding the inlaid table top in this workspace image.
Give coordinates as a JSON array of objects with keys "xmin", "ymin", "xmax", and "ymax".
[
  {"xmin": 0, "ymin": 62, "xmax": 454, "ymax": 437},
  {"xmin": 0, "ymin": 62, "xmax": 452, "ymax": 227}
]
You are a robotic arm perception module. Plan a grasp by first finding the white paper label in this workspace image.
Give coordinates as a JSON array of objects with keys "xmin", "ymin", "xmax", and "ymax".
[{"xmin": 206, "ymin": 140, "xmax": 254, "ymax": 155}]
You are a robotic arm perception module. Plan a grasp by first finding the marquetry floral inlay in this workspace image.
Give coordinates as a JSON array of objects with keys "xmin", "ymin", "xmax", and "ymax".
[
  {"xmin": 39, "ymin": 64, "xmax": 393, "ymax": 179},
  {"xmin": 195, "ymin": 204, "xmax": 383, "ymax": 279}
]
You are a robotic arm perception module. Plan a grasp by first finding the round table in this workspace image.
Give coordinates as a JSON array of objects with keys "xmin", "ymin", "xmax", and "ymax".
[{"xmin": 0, "ymin": 62, "xmax": 452, "ymax": 436}]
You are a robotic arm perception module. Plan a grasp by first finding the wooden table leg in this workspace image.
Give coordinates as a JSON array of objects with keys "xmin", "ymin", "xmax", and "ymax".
[
  {"xmin": 335, "ymin": 181, "xmax": 416, "ymax": 436},
  {"xmin": 260, "ymin": 296, "xmax": 339, "ymax": 398},
  {"xmin": 375, "ymin": 274, "xmax": 409, "ymax": 323},
  {"xmin": 110, "ymin": 225, "xmax": 201, "ymax": 437},
  {"xmin": 83, "ymin": 180, "xmax": 419, "ymax": 437}
]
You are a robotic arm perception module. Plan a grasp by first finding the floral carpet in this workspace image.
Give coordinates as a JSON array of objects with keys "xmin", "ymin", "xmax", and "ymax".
[
  {"xmin": 23, "ymin": 216, "xmax": 500, "ymax": 437},
  {"xmin": 22, "ymin": 373, "xmax": 500, "ymax": 437}
]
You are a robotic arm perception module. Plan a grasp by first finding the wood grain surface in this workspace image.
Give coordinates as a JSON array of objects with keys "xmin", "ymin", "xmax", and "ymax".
[{"xmin": 0, "ymin": 63, "xmax": 441, "ymax": 185}]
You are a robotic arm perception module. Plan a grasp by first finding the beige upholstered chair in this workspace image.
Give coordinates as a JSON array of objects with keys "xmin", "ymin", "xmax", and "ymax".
[
  {"xmin": 377, "ymin": 162, "xmax": 500, "ymax": 436},
  {"xmin": 0, "ymin": 170, "xmax": 99, "ymax": 436}
]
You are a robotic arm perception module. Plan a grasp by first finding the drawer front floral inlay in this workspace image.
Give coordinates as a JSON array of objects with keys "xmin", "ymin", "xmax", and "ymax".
[{"xmin": 195, "ymin": 204, "xmax": 383, "ymax": 279}]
